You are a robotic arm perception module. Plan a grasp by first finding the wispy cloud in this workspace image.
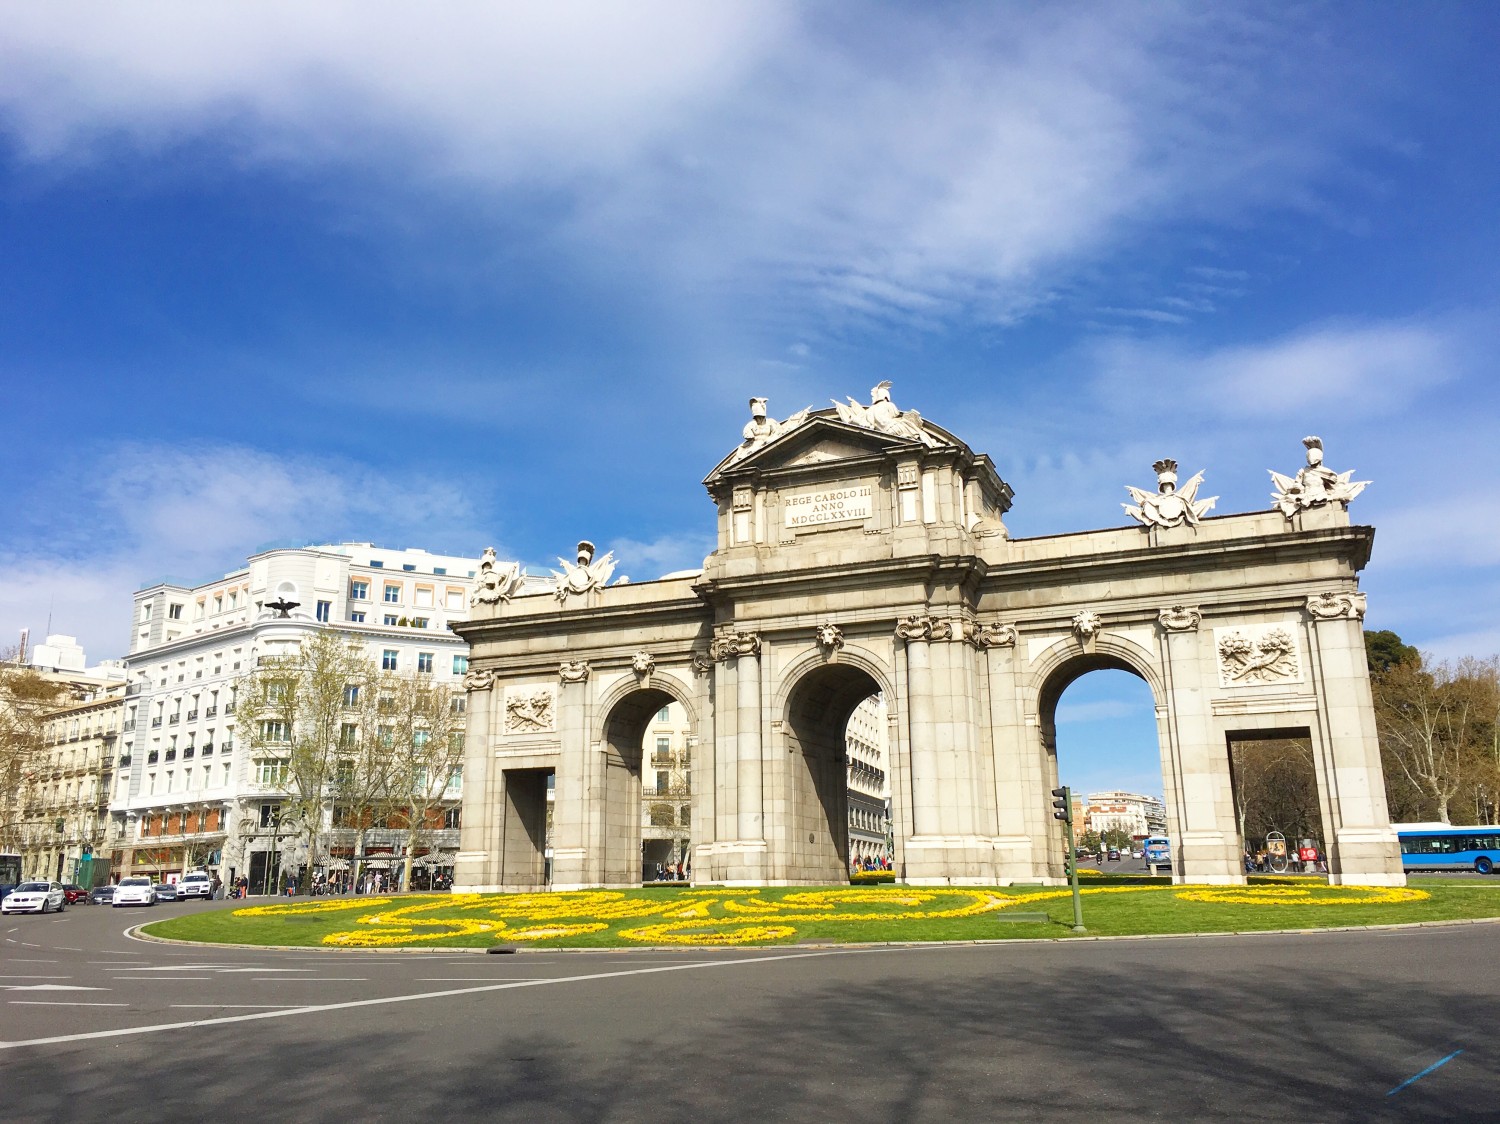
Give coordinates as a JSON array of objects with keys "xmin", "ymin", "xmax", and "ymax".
[
  {"xmin": 0, "ymin": 442, "xmax": 493, "ymax": 659},
  {"xmin": 0, "ymin": 4, "xmax": 1409, "ymax": 330},
  {"xmin": 604, "ymin": 533, "xmax": 716, "ymax": 582}
]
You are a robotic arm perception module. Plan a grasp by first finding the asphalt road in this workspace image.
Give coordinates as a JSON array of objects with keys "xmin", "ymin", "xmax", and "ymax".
[{"xmin": 2, "ymin": 897, "xmax": 1494, "ymax": 1122}]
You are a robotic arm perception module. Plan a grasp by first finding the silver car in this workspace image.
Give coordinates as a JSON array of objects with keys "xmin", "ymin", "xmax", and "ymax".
[
  {"xmin": 112, "ymin": 877, "xmax": 157, "ymax": 907},
  {"xmin": 1, "ymin": 881, "xmax": 67, "ymax": 914}
]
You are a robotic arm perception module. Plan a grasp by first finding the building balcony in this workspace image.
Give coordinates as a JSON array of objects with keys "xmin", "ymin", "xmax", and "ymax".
[
  {"xmin": 186, "ymin": 710, "xmax": 198, "ymax": 722},
  {"xmin": 205, "ymin": 706, "xmax": 218, "ymax": 718},
  {"xmin": 168, "ymin": 714, "xmax": 180, "ymax": 725},
  {"xmin": 151, "ymin": 718, "xmax": 162, "ymax": 729}
]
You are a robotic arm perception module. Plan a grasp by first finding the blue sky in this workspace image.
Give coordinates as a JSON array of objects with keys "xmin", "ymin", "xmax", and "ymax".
[{"xmin": 2, "ymin": 3, "xmax": 1498, "ymax": 795}]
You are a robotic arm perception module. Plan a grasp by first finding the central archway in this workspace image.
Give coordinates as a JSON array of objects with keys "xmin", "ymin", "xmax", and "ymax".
[
  {"xmin": 599, "ymin": 684, "xmax": 696, "ymax": 885},
  {"xmin": 776, "ymin": 661, "xmax": 887, "ymax": 883}
]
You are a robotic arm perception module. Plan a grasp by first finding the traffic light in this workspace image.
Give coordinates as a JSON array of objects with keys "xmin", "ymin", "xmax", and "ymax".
[{"xmin": 1051, "ymin": 786, "xmax": 1071, "ymax": 824}]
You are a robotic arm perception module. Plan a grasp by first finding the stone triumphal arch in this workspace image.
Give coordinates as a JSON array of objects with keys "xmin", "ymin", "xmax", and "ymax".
[{"xmin": 452, "ymin": 386, "xmax": 1402, "ymax": 889}]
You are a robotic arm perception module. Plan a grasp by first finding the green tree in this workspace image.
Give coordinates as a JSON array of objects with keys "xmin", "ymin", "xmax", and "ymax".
[
  {"xmin": 0, "ymin": 647, "xmax": 66, "ymax": 852},
  {"xmin": 236, "ymin": 632, "xmax": 375, "ymax": 880},
  {"xmin": 1365, "ymin": 629, "xmax": 1419, "ymax": 674},
  {"xmin": 375, "ymin": 673, "xmax": 464, "ymax": 891}
]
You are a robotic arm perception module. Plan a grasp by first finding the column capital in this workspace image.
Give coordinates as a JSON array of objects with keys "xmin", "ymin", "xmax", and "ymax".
[
  {"xmin": 559, "ymin": 660, "xmax": 591, "ymax": 684},
  {"xmin": 1157, "ymin": 605, "xmax": 1202, "ymax": 633},
  {"xmin": 711, "ymin": 631, "xmax": 761, "ymax": 661},
  {"xmin": 896, "ymin": 614, "xmax": 951, "ymax": 642},
  {"xmin": 1305, "ymin": 591, "xmax": 1367, "ymax": 622}
]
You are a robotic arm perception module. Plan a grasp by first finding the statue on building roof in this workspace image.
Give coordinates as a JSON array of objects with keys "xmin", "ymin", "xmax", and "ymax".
[
  {"xmin": 471, "ymin": 546, "xmax": 526, "ymax": 606},
  {"xmin": 552, "ymin": 540, "xmax": 618, "ymax": 602},
  {"xmin": 731, "ymin": 397, "xmax": 812, "ymax": 463},
  {"xmin": 1269, "ymin": 436, "xmax": 1369, "ymax": 519},
  {"xmin": 833, "ymin": 380, "xmax": 939, "ymax": 446},
  {"xmin": 1123, "ymin": 459, "xmax": 1217, "ymax": 530}
]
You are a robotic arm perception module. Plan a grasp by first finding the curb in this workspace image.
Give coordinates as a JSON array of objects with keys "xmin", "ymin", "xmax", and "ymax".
[{"xmin": 127, "ymin": 911, "xmax": 1500, "ymax": 955}]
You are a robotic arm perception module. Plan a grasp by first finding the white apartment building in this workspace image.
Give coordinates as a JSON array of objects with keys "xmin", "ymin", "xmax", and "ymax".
[
  {"xmin": 642, "ymin": 703, "xmax": 693, "ymax": 877},
  {"xmin": 1084, "ymin": 790, "xmax": 1169, "ymax": 841},
  {"xmin": 846, "ymin": 694, "xmax": 891, "ymax": 868},
  {"xmin": 25, "ymin": 684, "xmax": 128, "ymax": 884},
  {"xmin": 115, "ymin": 542, "xmax": 495, "ymax": 889}
]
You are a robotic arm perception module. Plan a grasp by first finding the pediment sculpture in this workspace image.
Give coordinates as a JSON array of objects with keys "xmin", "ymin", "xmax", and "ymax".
[
  {"xmin": 1124, "ymin": 460, "xmax": 1217, "ymax": 530},
  {"xmin": 833, "ymin": 381, "xmax": 940, "ymax": 447},
  {"xmin": 471, "ymin": 546, "xmax": 526, "ymax": 606},
  {"xmin": 552, "ymin": 540, "xmax": 618, "ymax": 602},
  {"xmin": 1270, "ymin": 437, "xmax": 1369, "ymax": 519},
  {"xmin": 731, "ymin": 397, "xmax": 812, "ymax": 463}
]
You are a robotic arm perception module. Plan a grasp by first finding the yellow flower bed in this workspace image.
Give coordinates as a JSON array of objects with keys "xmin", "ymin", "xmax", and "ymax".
[{"xmin": 220, "ymin": 879, "xmax": 1432, "ymax": 948}]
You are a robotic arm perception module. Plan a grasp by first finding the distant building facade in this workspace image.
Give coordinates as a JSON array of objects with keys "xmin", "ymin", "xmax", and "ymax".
[
  {"xmin": 115, "ymin": 543, "xmax": 496, "ymax": 887},
  {"xmin": 1084, "ymin": 791, "xmax": 1168, "ymax": 840},
  {"xmin": 845, "ymin": 694, "xmax": 891, "ymax": 867},
  {"xmin": 642, "ymin": 703, "xmax": 693, "ymax": 876}
]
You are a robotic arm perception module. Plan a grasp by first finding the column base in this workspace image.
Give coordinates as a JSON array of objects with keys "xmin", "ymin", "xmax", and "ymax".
[
  {"xmin": 1329, "ymin": 826, "xmax": 1406, "ymax": 887},
  {"xmin": 902, "ymin": 836, "xmax": 1001, "ymax": 884},
  {"xmin": 703, "ymin": 840, "xmax": 767, "ymax": 884},
  {"xmin": 1175, "ymin": 831, "xmax": 1246, "ymax": 886}
]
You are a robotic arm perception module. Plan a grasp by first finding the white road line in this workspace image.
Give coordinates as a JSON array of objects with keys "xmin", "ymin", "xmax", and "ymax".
[
  {"xmin": 0, "ymin": 976, "xmax": 70, "ymax": 980},
  {"xmin": 171, "ymin": 1004, "xmax": 303, "ymax": 1009},
  {"xmin": 0, "ymin": 948, "xmax": 860, "ymax": 1051},
  {"xmin": 251, "ymin": 978, "xmax": 367, "ymax": 982},
  {"xmin": 10, "ymin": 1001, "xmax": 129, "ymax": 1007},
  {"xmin": 55, "ymin": 947, "xmax": 83, "ymax": 952},
  {"xmin": 415, "ymin": 978, "xmax": 538, "ymax": 982},
  {"xmin": 110, "ymin": 976, "xmax": 213, "ymax": 981},
  {"xmin": 6, "ymin": 959, "xmax": 58, "ymax": 964}
]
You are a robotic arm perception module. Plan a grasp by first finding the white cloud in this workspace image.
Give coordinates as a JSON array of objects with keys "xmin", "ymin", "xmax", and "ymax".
[
  {"xmin": 605, "ymin": 533, "xmax": 716, "ymax": 582},
  {"xmin": 0, "ymin": 442, "xmax": 492, "ymax": 661},
  {"xmin": 1087, "ymin": 317, "xmax": 1469, "ymax": 422},
  {"xmin": 0, "ymin": 4, "xmax": 1402, "ymax": 327}
]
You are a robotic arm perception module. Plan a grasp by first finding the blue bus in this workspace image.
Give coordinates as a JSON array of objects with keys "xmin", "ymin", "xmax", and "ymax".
[
  {"xmin": 1395, "ymin": 823, "xmax": 1500, "ymax": 874},
  {"xmin": 0, "ymin": 853, "xmax": 21, "ymax": 900},
  {"xmin": 1142, "ymin": 836, "xmax": 1171, "ymax": 865}
]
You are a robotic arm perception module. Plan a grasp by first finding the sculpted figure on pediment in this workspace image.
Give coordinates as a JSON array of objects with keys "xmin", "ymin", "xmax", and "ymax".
[
  {"xmin": 1270, "ymin": 436, "xmax": 1369, "ymax": 519},
  {"xmin": 731, "ymin": 397, "xmax": 812, "ymax": 463},
  {"xmin": 834, "ymin": 381, "xmax": 939, "ymax": 447}
]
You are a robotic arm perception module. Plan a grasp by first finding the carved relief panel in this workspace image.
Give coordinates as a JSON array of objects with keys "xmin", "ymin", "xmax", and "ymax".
[
  {"xmin": 1214, "ymin": 624, "xmax": 1304, "ymax": 688},
  {"xmin": 503, "ymin": 685, "xmax": 557, "ymax": 734}
]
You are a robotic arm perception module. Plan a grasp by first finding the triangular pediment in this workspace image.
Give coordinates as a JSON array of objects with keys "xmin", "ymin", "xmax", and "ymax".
[{"xmin": 705, "ymin": 412, "xmax": 925, "ymax": 482}]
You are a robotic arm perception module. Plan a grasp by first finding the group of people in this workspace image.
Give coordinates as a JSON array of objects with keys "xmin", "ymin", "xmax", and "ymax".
[
  {"xmin": 652, "ymin": 861, "xmax": 690, "ymax": 882},
  {"xmin": 851, "ymin": 856, "xmax": 892, "ymax": 873}
]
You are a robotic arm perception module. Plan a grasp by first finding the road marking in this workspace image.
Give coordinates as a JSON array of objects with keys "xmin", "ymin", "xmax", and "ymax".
[
  {"xmin": 415, "ymin": 977, "xmax": 538, "ymax": 982},
  {"xmin": 2, "ymin": 985, "xmax": 104, "ymax": 992},
  {"xmin": 171, "ymin": 1004, "xmax": 303, "ymax": 1009},
  {"xmin": 111, "ymin": 976, "xmax": 214, "ymax": 981},
  {"xmin": 55, "ymin": 947, "xmax": 82, "ymax": 952},
  {"xmin": 251, "ymin": 978, "xmax": 368, "ymax": 982},
  {"xmin": 1388, "ymin": 1049, "xmax": 1464, "ymax": 1096},
  {"xmin": 112, "ymin": 964, "xmax": 243, "ymax": 972},
  {"xmin": 0, "ymin": 947, "xmax": 861, "ymax": 1051},
  {"xmin": 7, "ymin": 959, "xmax": 58, "ymax": 964},
  {"xmin": 0, "ymin": 976, "xmax": 71, "ymax": 980},
  {"xmin": 10, "ymin": 1001, "xmax": 128, "ymax": 1007}
]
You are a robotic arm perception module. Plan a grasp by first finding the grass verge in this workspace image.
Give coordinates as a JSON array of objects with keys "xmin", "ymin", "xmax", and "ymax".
[{"xmin": 136, "ymin": 876, "xmax": 1500, "ymax": 951}]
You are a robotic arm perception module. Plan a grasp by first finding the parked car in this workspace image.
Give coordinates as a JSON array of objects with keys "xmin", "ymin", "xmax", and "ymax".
[
  {"xmin": 152, "ymin": 882, "xmax": 181, "ymax": 903},
  {"xmin": 177, "ymin": 871, "xmax": 213, "ymax": 900},
  {"xmin": 1, "ymin": 880, "xmax": 67, "ymax": 914},
  {"xmin": 60, "ymin": 883, "xmax": 89, "ymax": 905},
  {"xmin": 113, "ymin": 877, "xmax": 156, "ymax": 907},
  {"xmin": 1107, "ymin": 849, "xmax": 1121, "ymax": 861},
  {"xmin": 90, "ymin": 884, "xmax": 116, "ymax": 905}
]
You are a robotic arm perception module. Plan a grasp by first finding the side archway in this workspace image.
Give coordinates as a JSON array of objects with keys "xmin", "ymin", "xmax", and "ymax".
[{"xmin": 772, "ymin": 648, "xmax": 894, "ymax": 883}]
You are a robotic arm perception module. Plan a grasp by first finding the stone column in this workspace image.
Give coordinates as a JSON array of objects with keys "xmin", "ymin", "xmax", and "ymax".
[
  {"xmin": 975, "ymin": 624, "xmax": 1040, "ymax": 882},
  {"xmin": 898, "ymin": 617, "xmax": 939, "ymax": 837},
  {"xmin": 735, "ymin": 633, "xmax": 763, "ymax": 842},
  {"xmin": 453, "ymin": 669, "xmax": 497, "ymax": 891},
  {"xmin": 1304, "ymin": 592, "xmax": 1405, "ymax": 886},
  {"xmin": 551, "ymin": 661, "xmax": 592, "ymax": 890},
  {"xmin": 1157, "ymin": 606, "xmax": 1241, "ymax": 885}
]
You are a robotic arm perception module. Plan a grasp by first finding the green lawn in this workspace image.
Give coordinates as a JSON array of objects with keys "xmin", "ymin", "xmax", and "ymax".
[{"xmin": 137, "ymin": 876, "xmax": 1500, "ymax": 951}]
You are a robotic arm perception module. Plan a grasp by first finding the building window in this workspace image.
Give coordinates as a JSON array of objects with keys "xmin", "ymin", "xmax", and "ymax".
[
  {"xmin": 370, "ymin": 560, "xmax": 384, "ymax": 568},
  {"xmin": 444, "ymin": 806, "xmax": 461, "ymax": 829},
  {"xmin": 349, "ymin": 611, "xmax": 366, "ymax": 623},
  {"xmin": 415, "ymin": 587, "xmax": 434, "ymax": 608},
  {"xmin": 384, "ymin": 614, "xmax": 399, "ymax": 626},
  {"xmin": 402, "ymin": 563, "xmax": 416, "ymax": 572},
  {"xmin": 350, "ymin": 580, "xmax": 369, "ymax": 601},
  {"xmin": 446, "ymin": 590, "xmax": 464, "ymax": 611},
  {"xmin": 453, "ymin": 654, "xmax": 468, "ymax": 674},
  {"xmin": 141, "ymin": 604, "xmax": 153, "ymax": 621},
  {"xmin": 168, "ymin": 603, "xmax": 183, "ymax": 619},
  {"xmin": 656, "ymin": 706, "xmax": 671, "ymax": 722},
  {"xmin": 382, "ymin": 649, "xmax": 398, "ymax": 671},
  {"xmin": 261, "ymin": 720, "xmax": 290, "ymax": 743},
  {"xmin": 316, "ymin": 600, "xmax": 331, "ymax": 622},
  {"xmin": 383, "ymin": 584, "xmax": 401, "ymax": 603},
  {"xmin": 450, "ymin": 696, "xmax": 466, "ymax": 716},
  {"xmin": 343, "ymin": 684, "xmax": 360, "ymax": 707},
  {"xmin": 417, "ymin": 652, "xmax": 434, "ymax": 674},
  {"xmin": 255, "ymin": 759, "xmax": 288, "ymax": 786},
  {"xmin": 434, "ymin": 567, "xmax": 447, "ymax": 576},
  {"xmin": 259, "ymin": 802, "xmax": 281, "ymax": 828},
  {"xmin": 411, "ymin": 617, "xmax": 429, "ymax": 630}
]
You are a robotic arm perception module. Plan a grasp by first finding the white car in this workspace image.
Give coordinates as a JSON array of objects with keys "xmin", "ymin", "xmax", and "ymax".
[
  {"xmin": 177, "ymin": 871, "xmax": 213, "ymax": 899},
  {"xmin": 112, "ymin": 877, "xmax": 157, "ymax": 907},
  {"xmin": 1, "ymin": 880, "xmax": 67, "ymax": 914}
]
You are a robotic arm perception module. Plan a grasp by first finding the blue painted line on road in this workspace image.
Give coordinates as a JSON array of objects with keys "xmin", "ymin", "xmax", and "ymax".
[{"xmin": 1387, "ymin": 1049, "xmax": 1463, "ymax": 1096}]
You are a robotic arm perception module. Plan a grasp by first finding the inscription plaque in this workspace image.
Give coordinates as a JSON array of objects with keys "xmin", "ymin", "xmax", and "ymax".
[{"xmin": 785, "ymin": 485, "xmax": 874, "ymax": 532}]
